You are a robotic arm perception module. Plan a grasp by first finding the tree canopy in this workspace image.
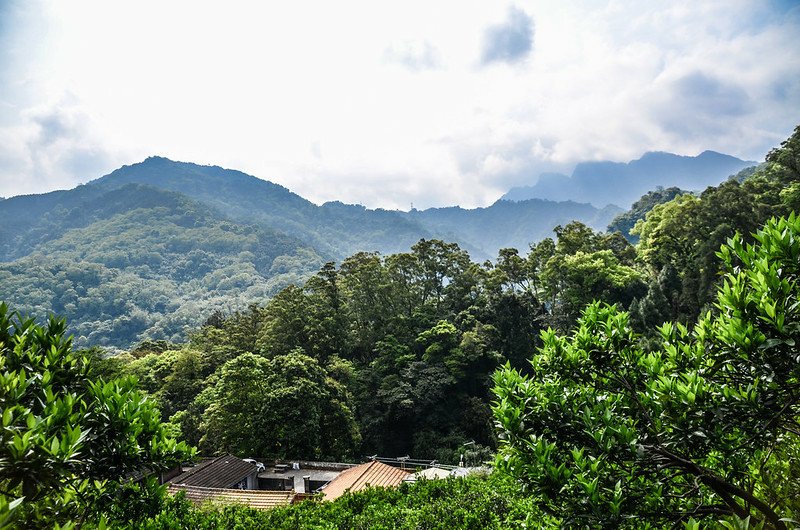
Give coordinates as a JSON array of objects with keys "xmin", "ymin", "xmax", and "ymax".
[
  {"xmin": 493, "ymin": 214, "xmax": 800, "ymax": 528},
  {"xmin": 197, "ymin": 350, "xmax": 360, "ymax": 460}
]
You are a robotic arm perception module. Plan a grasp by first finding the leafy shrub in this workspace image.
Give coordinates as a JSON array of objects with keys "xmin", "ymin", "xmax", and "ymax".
[{"xmin": 0, "ymin": 303, "xmax": 193, "ymax": 528}]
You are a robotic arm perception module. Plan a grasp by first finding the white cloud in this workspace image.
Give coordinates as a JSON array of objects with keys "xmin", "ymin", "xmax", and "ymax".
[
  {"xmin": 0, "ymin": 94, "xmax": 122, "ymax": 195},
  {"xmin": 0, "ymin": 0, "xmax": 797, "ymax": 208}
]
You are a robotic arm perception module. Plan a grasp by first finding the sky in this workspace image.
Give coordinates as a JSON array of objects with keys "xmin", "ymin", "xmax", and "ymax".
[{"xmin": 0, "ymin": 1, "xmax": 798, "ymax": 210}]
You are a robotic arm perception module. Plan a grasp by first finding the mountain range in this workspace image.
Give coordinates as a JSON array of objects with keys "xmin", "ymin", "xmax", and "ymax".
[
  {"xmin": 0, "ymin": 152, "xmax": 754, "ymax": 348},
  {"xmin": 502, "ymin": 150, "xmax": 755, "ymax": 208}
]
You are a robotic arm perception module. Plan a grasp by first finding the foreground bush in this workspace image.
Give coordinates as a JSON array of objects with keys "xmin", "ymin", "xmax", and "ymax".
[
  {"xmin": 493, "ymin": 214, "xmax": 800, "ymax": 528},
  {"xmin": 0, "ymin": 303, "xmax": 193, "ymax": 528}
]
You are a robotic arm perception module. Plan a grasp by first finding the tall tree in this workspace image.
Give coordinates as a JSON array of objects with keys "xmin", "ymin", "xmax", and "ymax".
[
  {"xmin": 607, "ymin": 186, "xmax": 687, "ymax": 242},
  {"xmin": 198, "ymin": 351, "xmax": 360, "ymax": 460},
  {"xmin": 540, "ymin": 222, "xmax": 644, "ymax": 330},
  {"xmin": 303, "ymin": 262, "xmax": 348, "ymax": 362}
]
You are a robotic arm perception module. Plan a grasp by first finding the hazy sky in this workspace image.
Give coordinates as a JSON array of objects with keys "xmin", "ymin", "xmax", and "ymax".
[{"xmin": 1, "ymin": 1, "xmax": 798, "ymax": 209}]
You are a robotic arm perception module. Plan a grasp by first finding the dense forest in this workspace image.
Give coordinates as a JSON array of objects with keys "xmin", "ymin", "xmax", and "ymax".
[{"xmin": 1, "ymin": 125, "xmax": 799, "ymax": 528}]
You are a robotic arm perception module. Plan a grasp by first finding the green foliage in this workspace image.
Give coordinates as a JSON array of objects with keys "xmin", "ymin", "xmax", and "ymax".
[
  {"xmin": 143, "ymin": 238, "xmax": 540, "ymax": 461},
  {"xmin": 538, "ymin": 221, "xmax": 644, "ymax": 330},
  {"xmin": 766, "ymin": 124, "xmax": 800, "ymax": 183},
  {"xmin": 632, "ymin": 129, "xmax": 800, "ymax": 326},
  {"xmin": 629, "ymin": 263, "xmax": 682, "ymax": 331},
  {"xmin": 493, "ymin": 214, "xmax": 800, "ymax": 528},
  {"xmin": 0, "ymin": 302, "xmax": 193, "ymax": 528},
  {"xmin": 120, "ymin": 218, "xmax": 645, "ymax": 463},
  {"xmin": 0, "ymin": 496, "xmax": 23, "ymax": 530}
]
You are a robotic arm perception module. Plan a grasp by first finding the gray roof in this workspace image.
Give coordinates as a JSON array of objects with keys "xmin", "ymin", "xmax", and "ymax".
[{"xmin": 170, "ymin": 455, "xmax": 257, "ymax": 489}]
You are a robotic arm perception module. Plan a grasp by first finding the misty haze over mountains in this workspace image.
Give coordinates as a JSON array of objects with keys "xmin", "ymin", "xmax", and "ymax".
[{"xmin": 502, "ymin": 150, "xmax": 754, "ymax": 208}]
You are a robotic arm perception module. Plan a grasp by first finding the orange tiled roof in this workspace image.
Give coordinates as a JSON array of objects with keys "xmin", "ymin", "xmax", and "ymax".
[
  {"xmin": 321, "ymin": 460, "xmax": 410, "ymax": 500},
  {"xmin": 167, "ymin": 484, "xmax": 295, "ymax": 510}
]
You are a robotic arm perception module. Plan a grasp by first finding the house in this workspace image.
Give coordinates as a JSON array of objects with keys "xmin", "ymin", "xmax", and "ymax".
[
  {"xmin": 169, "ymin": 454, "xmax": 259, "ymax": 490},
  {"xmin": 166, "ymin": 455, "xmax": 305, "ymax": 510},
  {"xmin": 320, "ymin": 459, "xmax": 410, "ymax": 500}
]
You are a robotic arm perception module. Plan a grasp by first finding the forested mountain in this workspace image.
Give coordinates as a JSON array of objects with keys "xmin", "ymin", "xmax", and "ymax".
[
  {"xmin": 91, "ymin": 157, "xmax": 432, "ymax": 259},
  {"xmin": 0, "ymin": 185, "xmax": 323, "ymax": 347},
  {"xmin": 89, "ymin": 156, "xmax": 619, "ymax": 260},
  {"xmin": 0, "ymin": 156, "xmax": 618, "ymax": 348},
  {"xmin": 502, "ymin": 150, "xmax": 755, "ymax": 208}
]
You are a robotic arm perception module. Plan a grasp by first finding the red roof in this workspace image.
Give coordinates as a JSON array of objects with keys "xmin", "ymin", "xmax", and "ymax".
[{"xmin": 321, "ymin": 460, "xmax": 410, "ymax": 500}]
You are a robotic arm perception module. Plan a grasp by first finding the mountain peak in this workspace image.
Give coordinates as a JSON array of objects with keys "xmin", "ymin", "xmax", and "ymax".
[
  {"xmin": 696, "ymin": 149, "xmax": 738, "ymax": 160},
  {"xmin": 143, "ymin": 155, "xmax": 172, "ymax": 163},
  {"xmin": 91, "ymin": 156, "xmax": 296, "ymax": 195},
  {"xmin": 639, "ymin": 151, "xmax": 682, "ymax": 161}
]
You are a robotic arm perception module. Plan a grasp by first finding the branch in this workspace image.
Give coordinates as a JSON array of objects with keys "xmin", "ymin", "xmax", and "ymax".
[
  {"xmin": 761, "ymin": 392, "xmax": 800, "ymax": 433},
  {"xmin": 643, "ymin": 445, "xmax": 787, "ymax": 530},
  {"xmin": 782, "ymin": 423, "xmax": 800, "ymax": 437}
]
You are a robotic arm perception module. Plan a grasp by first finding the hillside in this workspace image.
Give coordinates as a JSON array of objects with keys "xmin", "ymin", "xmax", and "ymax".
[
  {"xmin": 0, "ymin": 156, "xmax": 620, "ymax": 264},
  {"xmin": 90, "ymin": 157, "xmax": 617, "ymax": 259},
  {"xmin": 502, "ymin": 150, "xmax": 755, "ymax": 208}
]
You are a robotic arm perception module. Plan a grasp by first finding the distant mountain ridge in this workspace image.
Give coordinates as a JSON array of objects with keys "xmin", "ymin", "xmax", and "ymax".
[
  {"xmin": 0, "ymin": 156, "xmax": 622, "ymax": 265},
  {"xmin": 502, "ymin": 150, "xmax": 755, "ymax": 208},
  {"xmin": 85, "ymin": 156, "xmax": 619, "ymax": 260}
]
